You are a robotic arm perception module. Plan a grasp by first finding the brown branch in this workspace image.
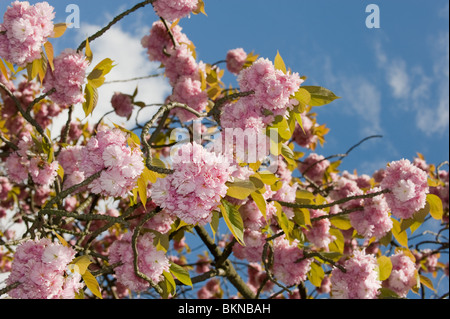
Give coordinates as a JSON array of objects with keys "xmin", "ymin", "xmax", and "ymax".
[{"xmin": 77, "ymin": 0, "xmax": 155, "ymax": 52}]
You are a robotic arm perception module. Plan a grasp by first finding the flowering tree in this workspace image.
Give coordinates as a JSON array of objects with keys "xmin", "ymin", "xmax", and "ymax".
[{"xmin": 0, "ymin": 0, "xmax": 448, "ymax": 300}]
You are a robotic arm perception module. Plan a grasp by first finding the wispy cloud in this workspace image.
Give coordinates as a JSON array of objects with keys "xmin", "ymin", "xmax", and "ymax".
[{"xmin": 49, "ymin": 23, "xmax": 172, "ymax": 136}]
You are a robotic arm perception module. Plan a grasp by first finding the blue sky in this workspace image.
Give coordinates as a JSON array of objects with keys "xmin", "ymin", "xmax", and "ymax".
[{"xmin": 1, "ymin": 0, "xmax": 448, "ymax": 175}]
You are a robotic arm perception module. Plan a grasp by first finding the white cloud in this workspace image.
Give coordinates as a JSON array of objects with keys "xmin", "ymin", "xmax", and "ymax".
[{"xmin": 49, "ymin": 23, "xmax": 172, "ymax": 137}]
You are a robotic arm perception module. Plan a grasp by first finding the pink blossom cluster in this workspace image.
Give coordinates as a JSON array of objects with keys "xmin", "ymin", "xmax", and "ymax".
[
  {"xmin": 272, "ymin": 236, "xmax": 312, "ymax": 286},
  {"xmin": 232, "ymin": 229, "xmax": 267, "ymax": 263},
  {"xmin": 78, "ymin": 128, "xmax": 145, "ymax": 198},
  {"xmin": 381, "ymin": 159, "xmax": 429, "ymax": 219},
  {"xmin": 330, "ymin": 250, "xmax": 381, "ymax": 299},
  {"xmin": 5, "ymin": 132, "xmax": 59, "ymax": 187},
  {"xmin": 151, "ymin": 142, "xmax": 234, "ymax": 226},
  {"xmin": 43, "ymin": 49, "xmax": 89, "ymax": 107},
  {"xmin": 303, "ymin": 209, "xmax": 336, "ymax": 249},
  {"xmin": 109, "ymin": 232, "xmax": 170, "ymax": 292},
  {"xmin": 221, "ymin": 58, "xmax": 302, "ymax": 138},
  {"xmin": 141, "ymin": 20, "xmax": 190, "ymax": 65},
  {"xmin": 141, "ymin": 21, "xmax": 208, "ymax": 122},
  {"xmin": 226, "ymin": 48, "xmax": 247, "ymax": 75},
  {"xmin": 111, "ymin": 92, "xmax": 134, "ymax": 119},
  {"xmin": 6, "ymin": 238, "xmax": 83, "ymax": 299},
  {"xmin": 383, "ymin": 252, "xmax": 417, "ymax": 298},
  {"xmin": 238, "ymin": 58, "xmax": 302, "ymax": 116},
  {"xmin": 152, "ymin": 0, "xmax": 199, "ymax": 21},
  {"xmin": 349, "ymin": 187, "xmax": 393, "ymax": 239},
  {"xmin": 329, "ymin": 176, "xmax": 364, "ymax": 210},
  {"xmin": 1, "ymin": 76, "xmax": 38, "ymax": 136},
  {"xmin": 0, "ymin": 1, "xmax": 55, "ymax": 66}
]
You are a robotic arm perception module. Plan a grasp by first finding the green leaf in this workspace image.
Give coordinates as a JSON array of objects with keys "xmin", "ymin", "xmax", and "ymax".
[
  {"xmin": 226, "ymin": 179, "xmax": 257, "ymax": 200},
  {"xmin": 377, "ymin": 256, "xmax": 393, "ymax": 281},
  {"xmin": 426, "ymin": 194, "xmax": 444, "ymax": 220},
  {"xmin": 301, "ymin": 86, "xmax": 340, "ymax": 106},
  {"xmin": 274, "ymin": 51, "xmax": 287, "ymax": 74},
  {"xmin": 82, "ymin": 270, "xmax": 102, "ymax": 299},
  {"xmin": 170, "ymin": 262, "xmax": 192, "ymax": 287},
  {"xmin": 220, "ymin": 199, "xmax": 245, "ymax": 246}
]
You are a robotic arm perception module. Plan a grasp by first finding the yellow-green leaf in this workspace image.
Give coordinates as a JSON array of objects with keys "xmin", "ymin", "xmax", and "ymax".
[
  {"xmin": 85, "ymin": 38, "xmax": 93, "ymax": 64},
  {"xmin": 220, "ymin": 199, "xmax": 245, "ymax": 246},
  {"xmin": 0, "ymin": 59, "xmax": 9, "ymax": 81},
  {"xmin": 163, "ymin": 271, "xmax": 176, "ymax": 295},
  {"xmin": 330, "ymin": 215, "xmax": 353, "ymax": 230},
  {"xmin": 53, "ymin": 230, "xmax": 69, "ymax": 247},
  {"xmin": 226, "ymin": 179, "xmax": 257, "ymax": 200},
  {"xmin": 87, "ymin": 58, "xmax": 115, "ymax": 88},
  {"xmin": 377, "ymin": 256, "xmax": 393, "ymax": 281},
  {"xmin": 210, "ymin": 210, "xmax": 219, "ymax": 241},
  {"xmin": 251, "ymin": 191, "xmax": 267, "ymax": 220},
  {"xmin": 253, "ymin": 172, "xmax": 278, "ymax": 186},
  {"xmin": 419, "ymin": 274, "xmax": 436, "ymax": 292},
  {"xmin": 82, "ymin": 83, "xmax": 98, "ymax": 117},
  {"xmin": 69, "ymin": 255, "xmax": 92, "ymax": 275},
  {"xmin": 426, "ymin": 194, "xmax": 444, "ymax": 220},
  {"xmin": 328, "ymin": 228, "xmax": 345, "ymax": 254},
  {"xmin": 302, "ymin": 86, "xmax": 340, "ymax": 107},
  {"xmin": 57, "ymin": 164, "xmax": 64, "ymax": 180},
  {"xmin": 274, "ymin": 51, "xmax": 287, "ymax": 74},
  {"xmin": 137, "ymin": 175, "xmax": 148, "ymax": 208},
  {"xmin": 308, "ymin": 262, "xmax": 325, "ymax": 287},
  {"xmin": 82, "ymin": 270, "xmax": 102, "ymax": 299},
  {"xmin": 170, "ymin": 262, "xmax": 192, "ymax": 287},
  {"xmin": 44, "ymin": 41, "xmax": 54, "ymax": 71},
  {"xmin": 52, "ymin": 23, "xmax": 67, "ymax": 38},
  {"xmin": 293, "ymin": 208, "xmax": 311, "ymax": 226}
]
